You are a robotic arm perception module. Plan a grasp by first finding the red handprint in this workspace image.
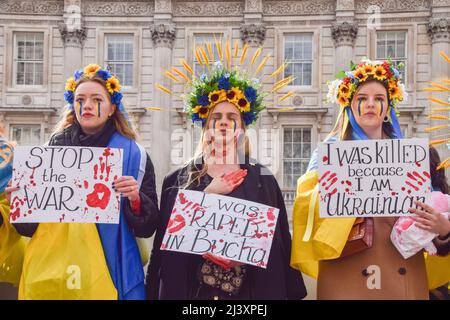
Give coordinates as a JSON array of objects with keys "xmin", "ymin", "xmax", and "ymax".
[{"xmin": 85, "ymin": 148, "xmax": 115, "ymax": 210}]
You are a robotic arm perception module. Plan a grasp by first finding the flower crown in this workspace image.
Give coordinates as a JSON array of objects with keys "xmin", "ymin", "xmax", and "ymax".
[
  {"xmin": 185, "ymin": 62, "xmax": 265, "ymax": 126},
  {"xmin": 64, "ymin": 64, "xmax": 126, "ymax": 115},
  {"xmin": 327, "ymin": 58, "xmax": 407, "ymax": 111},
  {"xmin": 155, "ymin": 40, "xmax": 295, "ymax": 126}
]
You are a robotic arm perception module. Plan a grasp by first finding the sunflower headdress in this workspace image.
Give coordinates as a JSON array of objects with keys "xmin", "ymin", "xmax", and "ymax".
[
  {"xmin": 154, "ymin": 39, "xmax": 295, "ymax": 126},
  {"xmin": 327, "ymin": 58, "xmax": 407, "ymax": 140},
  {"xmin": 64, "ymin": 64, "xmax": 128, "ymax": 118},
  {"xmin": 424, "ymin": 51, "xmax": 450, "ymax": 170}
]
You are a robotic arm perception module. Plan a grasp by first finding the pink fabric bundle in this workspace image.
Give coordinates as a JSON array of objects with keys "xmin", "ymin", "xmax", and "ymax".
[{"xmin": 391, "ymin": 192, "xmax": 450, "ymax": 259}]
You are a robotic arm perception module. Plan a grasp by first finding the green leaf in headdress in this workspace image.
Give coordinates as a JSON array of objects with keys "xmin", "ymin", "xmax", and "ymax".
[{"xmin": 335, "ymin": 71, "xmax": 346, "ymax": 79}]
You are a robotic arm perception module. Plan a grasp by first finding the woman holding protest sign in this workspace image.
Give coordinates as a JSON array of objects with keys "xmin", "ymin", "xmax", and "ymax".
[
  {"xmin": 146, "ymin": 42, "xmax": 306, "ymax": 300},
  {"xmin": 5, "ymin": 64, "xmax": 159, "ymax": 300},
  {"xmin": 291, "ymin": 58, "xmax": 449, "ymax": 299}
]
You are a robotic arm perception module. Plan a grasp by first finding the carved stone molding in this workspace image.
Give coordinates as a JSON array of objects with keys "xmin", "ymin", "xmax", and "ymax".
[
  {"xmin": 331, "ymin": 21, "xmax": 358, "ymax": 47},
  {"xmin": 58, "ymin": 22, "xmax": 87, "ymax": 48},
  {"xmin": 336, "ymin": 0, "xmax": 355, "ymax": 11},
  {"xmin": 150, "ymin": 23, "xmax": 176, "ymax": 48},
  {"xmin": 263, "ymin": 1, "xmax": 335, "ymax": 16},
  {"xmin": 0, "ymin": 0, "xmax": 64, "ymax": 15},
  {"xmin": 82, "ymin": 1, "xmax": 154, "ymax": 16},
  {"xmin": 428, "ymin": 18, "xmax": 450, "ymax": 44},
  {"xmin": 355, "ymin": 0, "xmax": 430, "ymax": 13},
  {"xmin": 245, "ymin": 0, "xmax": 263, "ymax": 13},
  {"xmin": 173, "ymin": 1, "xmax": 244, "ymax": 16},
  {"xmin": 240, "ymin": 23, "xmax": 266, "ymax": 47}
]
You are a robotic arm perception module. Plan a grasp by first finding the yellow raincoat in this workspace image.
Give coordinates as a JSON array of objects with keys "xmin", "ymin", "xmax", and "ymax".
[{"xmin": 0, "ymin": 193, "xmax": 27, "ymax": 286}]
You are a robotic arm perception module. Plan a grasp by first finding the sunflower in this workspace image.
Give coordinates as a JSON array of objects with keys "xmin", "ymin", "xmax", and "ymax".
[
  {"xmin": 83, "ymin": 64, "xmax": 101, "ymax": 77},
  {"xmin": 106, "ymin": 76, "xmax": 121, "ymax": 93},
  {"xmin": 192, "ymin": 105, "xmax": 210, "ymax": 119},
  {"xmin": 338, "ymin": 84, "xmax": 351, "ymax": 98},
  {"xmin": 208, "ymin": 90, "xmax": 226, "ymax": 106},
  {"xmin": 65, "ymin": 77, "xmax": 77, "ymax": 92},
  {"xmin": 236, "ymin": 97, "xmax": 250, "ymax": 112},
  {"xmin": 387, "ymin": 79, "xmax": 397, "ymax": 89},
  {"xmin": 363, "ymin": 65, "xmax": 374, "ymax": 75},
  {"xmin": 354, "ymin": 67, "xmax": 368, "ymax": 82},
  {"xmin": 337, "ymin": 95, "xmax": 349, "ymax": 107},
  {"xmin": 373, "ymin": 65, "xmax": 387, "ymax": 81},
  {"xmin": 389, "ymin": 86, "xmax": 401, "ymax": 100},
  {"xmin": 226, "ymin": 87, "xmax": 242, "ymax": 104}
]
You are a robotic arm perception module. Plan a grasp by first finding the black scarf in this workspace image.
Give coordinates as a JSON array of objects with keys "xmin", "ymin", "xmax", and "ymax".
[{"xmin": 67, "ymin": 118, "xmax": 116, "ymax": 147}]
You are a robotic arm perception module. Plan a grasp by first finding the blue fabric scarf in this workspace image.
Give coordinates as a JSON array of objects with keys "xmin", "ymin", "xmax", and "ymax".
[{"xmin": 96, "ymin": 132, "xmax": 146, "ymax": 300}]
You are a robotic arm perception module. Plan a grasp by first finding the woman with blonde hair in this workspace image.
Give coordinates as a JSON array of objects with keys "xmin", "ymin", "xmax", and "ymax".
[
  {"xmin": 146, "ymin": 46, "xmax": 306, "ymax": 299},
  {"xmin": 6, "ymin": 64, "xmax": 159, "ymax": 299}
]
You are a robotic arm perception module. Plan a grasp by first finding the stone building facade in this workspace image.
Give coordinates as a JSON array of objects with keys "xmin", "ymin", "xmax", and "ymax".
[{"xmin": 0, "ymin": 0, "xmax": 449, "ymax": 214}]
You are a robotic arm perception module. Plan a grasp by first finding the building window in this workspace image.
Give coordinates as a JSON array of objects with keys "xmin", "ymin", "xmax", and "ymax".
[
  {"xmin": 284, "ymin": 34, "xmax": 313, "ymax": 86},
  {"xmin": 376, "ymin": 31, "xmax": 407, "ymax": 81},
  {"xmin": 10, "ymin": 125, "xmax": 41, "ymax": 146},
  {"xmin": 105, "ymin": 34, "xmax": 134, "ymax": 86},
  {"xmin": 14, "ymin": 32, "xmax": 44, "ymax": 86},
  {"xmin": 194, "ymin": 33, "xmax": 223, "ymax": 77},
  {"xmin": 283, "ymin": 127, "xmax": 311, "ymax": 188}
]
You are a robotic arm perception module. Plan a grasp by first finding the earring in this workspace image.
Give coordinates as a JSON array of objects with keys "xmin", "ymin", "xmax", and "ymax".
[{"xmin": 383, "ymin": 116, "xmax": 389, "ymax": 123}]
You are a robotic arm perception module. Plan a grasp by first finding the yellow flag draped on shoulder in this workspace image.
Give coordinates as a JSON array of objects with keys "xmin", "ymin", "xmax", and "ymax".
[
  {"xmin": 290, "ymin": 170, "xmax": 356, "ymax": 279},
  {"xmin": 19, "ymin": 223, "xmax": 117, "ymax": 300},
  {"xmin": 0, "ymin": 193, "xmax": 27, "ymax": 286}
]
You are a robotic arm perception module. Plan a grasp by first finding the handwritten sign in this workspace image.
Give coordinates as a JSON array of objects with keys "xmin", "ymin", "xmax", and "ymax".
[
  {"xmin": 10, "ymin": 146, "xmax": 123, "ymax": 223},
  {"xmin": 161, "ymin": 190, "xmax": 280, "ymax": 269},
  {"xmin": 318, "ymin": 138, "xmax": 431, "ymax": 218}
]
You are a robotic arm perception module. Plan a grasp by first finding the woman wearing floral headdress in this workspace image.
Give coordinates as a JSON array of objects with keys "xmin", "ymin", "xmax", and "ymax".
[
  {"xmin": 146, "ymin": 43, "xmax": 307, "ymax": 300},
  {"xmin": 291, "ymin": 58, "xmax": 449, "ymax": 299},
  {"xmin": 5, "ymin": 64, "xmax": 160, "ymax": 299}
]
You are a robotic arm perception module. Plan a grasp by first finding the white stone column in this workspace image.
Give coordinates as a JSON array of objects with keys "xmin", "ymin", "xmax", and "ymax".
[
  {"xmin": 330, "ymin": 1, "xmax": 358, "ymax": 119},
  {"xmin": 150, "ymin": 21, "xmax": 176, "ymax": 189},
  {"xmin": 241, "ymin": 0, "xmax": 266, "ymax": 48},
  {"xmin": 58, "ymin": 0, "xmax": 86, "ymax": 79}
]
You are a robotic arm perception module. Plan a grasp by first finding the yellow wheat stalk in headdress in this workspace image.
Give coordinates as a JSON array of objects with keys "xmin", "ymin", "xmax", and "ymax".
[{"xmin": 426, "ymin": 51, "xmax": 450, "ymax": 169}]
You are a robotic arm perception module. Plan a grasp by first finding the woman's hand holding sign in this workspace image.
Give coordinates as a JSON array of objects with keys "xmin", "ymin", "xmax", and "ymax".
[
  {"xmin": 204, "ymin": 169, "xmax": 247, "ymax": 195},
  {"xmin": 4, "ymin": 180, "xmax": 19, "ymax": 204},
  {"xmin": 113, "ymin": 176, "xmax": 140, "ymax": 202},
  {"xmin": 410, "ymin": 200, "xmax": 450, "ymax": 238}
]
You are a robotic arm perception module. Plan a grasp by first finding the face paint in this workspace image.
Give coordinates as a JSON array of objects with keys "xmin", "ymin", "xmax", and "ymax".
[
  {"xmin": 77, "ymin": 101, "xmax": 83, "ymax": 117},
  {"xmin": 97, "ymin": 101, "xmax": 101, "ymax": 117},
  {"xmin": 213, "ymin": 119, "xmax": 216, "ymax": 130},
  {"xmin": 379, "ymin": 100, "xmax": 384, "ymax": 117},
  {"xmin": 232, "ymin": 119, "xmax": 236, "ymax": 132},
  {"xmin": 357, "ymin": 99, "xmax": 362, "ymax": 116}
]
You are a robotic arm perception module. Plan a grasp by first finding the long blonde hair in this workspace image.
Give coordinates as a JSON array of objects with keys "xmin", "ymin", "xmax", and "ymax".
[
  {"xmin": 52, "ymin": 77, "xmax": 137, "ymax": 140},
  {"xmin": 183, "ymin": 112, "xmax": 251, "ymax": 189}
]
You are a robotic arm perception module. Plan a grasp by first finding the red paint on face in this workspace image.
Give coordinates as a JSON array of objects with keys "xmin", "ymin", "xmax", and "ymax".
[{"xmin": 86, "ymin": 183, "xmax": 111, "ymax": 210}]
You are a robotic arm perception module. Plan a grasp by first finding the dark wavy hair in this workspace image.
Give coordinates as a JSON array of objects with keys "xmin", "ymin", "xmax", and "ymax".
[{"xmin": 429, "ymin": 146, "xmax": 449, "ymax": 194}]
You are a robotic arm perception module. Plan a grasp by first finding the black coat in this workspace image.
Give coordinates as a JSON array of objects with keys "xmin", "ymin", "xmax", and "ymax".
[
  {"xmin": 13, "ymin": 120, "xmax": 159, "ymax": 238},
  {"xmin": 146, "ymin": 160, "xmax": 307, "ymax": 300}
]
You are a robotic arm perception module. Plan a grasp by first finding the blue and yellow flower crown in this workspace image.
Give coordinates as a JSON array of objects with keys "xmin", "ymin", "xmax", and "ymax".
[
  {"xmin": 154, "ymin": 40, "xmax": 295, "ymax": 126},
  {"xmin": 64, "ymin": 64, "xmax": 127, "ymax": 116}
]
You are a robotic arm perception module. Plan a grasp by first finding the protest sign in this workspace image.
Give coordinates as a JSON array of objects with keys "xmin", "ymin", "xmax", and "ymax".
[
  {"xmin": 318, "ymin": 138, "xmax": 431, "ymax": 218},
  {"xmin": 161, "ymin": 190, "xmax": 280, "ymax": 268},
  {"xmin": 11, "ymin": 146, "xmax": 123, "ymax": 223}
]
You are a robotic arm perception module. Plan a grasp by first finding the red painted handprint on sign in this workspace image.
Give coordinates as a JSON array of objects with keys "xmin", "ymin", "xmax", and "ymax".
[{"xmin": 85, "ymin": 148, "xmax": 115, "ymax": 210}]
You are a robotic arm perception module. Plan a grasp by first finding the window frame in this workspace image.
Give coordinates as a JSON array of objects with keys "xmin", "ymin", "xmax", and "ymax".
[
  {"xmin": 281, "ymin": 126, "xmax": 313, "ymax": 189},
  {"xmin": 9, "ymin": 123, "xmax": 43, "ymax": 146},
  {"xmin": 104, "ymin": 33, "xmax": 135, "ymax": 87},
  {"xmin": 97, "ymin": 29, "xmax": 141, "ymax": 94}
]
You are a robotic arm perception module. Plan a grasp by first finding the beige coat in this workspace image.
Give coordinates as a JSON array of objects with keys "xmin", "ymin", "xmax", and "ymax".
[{"xmin": 317, "ymin": 217, "xmax": 429, "ymax": 300}]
